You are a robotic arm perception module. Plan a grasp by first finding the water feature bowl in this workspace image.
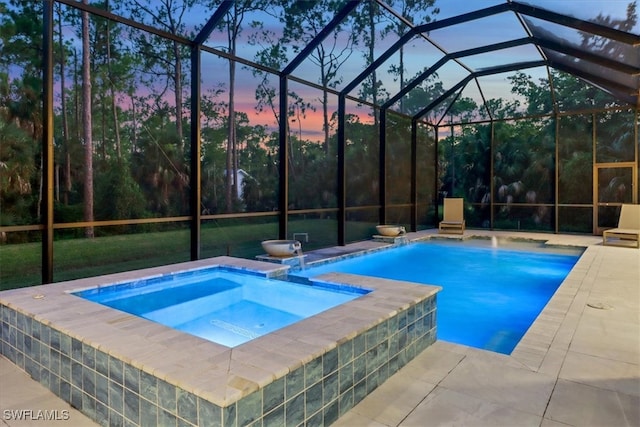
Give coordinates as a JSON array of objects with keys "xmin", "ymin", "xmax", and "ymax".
[
  {"xmin": 376, "ymin": 225, "xmax": 406, "ymax": 237},
  {"xmin": 261, "ymin": 239, "xmax": 302, "ymax": 257}
]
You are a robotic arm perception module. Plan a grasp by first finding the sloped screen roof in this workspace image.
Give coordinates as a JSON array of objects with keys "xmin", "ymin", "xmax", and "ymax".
[
  {"xmin": 332, "ymin": 0, "xmax": 639, "ymax": 123},
  {"xmin": 99, "ymin": 0, "xmax": 638, "ymax": 120}
]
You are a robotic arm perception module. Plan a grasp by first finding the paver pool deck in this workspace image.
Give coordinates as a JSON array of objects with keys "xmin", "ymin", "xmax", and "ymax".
[{"xmin": 1, "ymin": 230, "xmax": 639, "ymax": 426}]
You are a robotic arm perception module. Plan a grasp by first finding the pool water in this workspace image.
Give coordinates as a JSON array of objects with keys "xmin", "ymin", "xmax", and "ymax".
[
  {"xmin": 73, "ymin": 268, "xmax": 366, "ymax": 347},
  {"xmin": 293, "ymin": 239, "xmax": 582, "ymax": 354}
]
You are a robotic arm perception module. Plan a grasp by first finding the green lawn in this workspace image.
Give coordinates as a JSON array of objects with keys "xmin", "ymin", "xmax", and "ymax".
[{"xmin": 0, "ymin": 219, "xmax": 377, "ymax": 290}]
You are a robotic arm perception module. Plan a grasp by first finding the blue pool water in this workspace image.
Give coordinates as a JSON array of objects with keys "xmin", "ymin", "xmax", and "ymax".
[
  {"xmin": 73, "ymin": 268, "xmax": 366, "ymax": 347},
  {"xmin": 293, "ymin": 240, "xmax": 582, "ymax": 354}
]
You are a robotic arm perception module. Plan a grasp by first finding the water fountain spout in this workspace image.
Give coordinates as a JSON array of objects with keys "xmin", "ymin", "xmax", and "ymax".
[
  {"xmin": 258, "ymin": 239, "xmax": 306, "ymax": 268},
  {"xmin": 294, "ymin": 244, "xmax": 306, "ymax": 269}
]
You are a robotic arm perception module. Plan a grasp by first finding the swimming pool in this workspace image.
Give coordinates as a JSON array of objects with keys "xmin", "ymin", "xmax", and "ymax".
[
  {"xmin": 73, "ymin": 267, "xmax": 367, "ymax": 347},
  {"xmin": 293, "ymin": 239, "xmax": 582, "ymax": 354}
]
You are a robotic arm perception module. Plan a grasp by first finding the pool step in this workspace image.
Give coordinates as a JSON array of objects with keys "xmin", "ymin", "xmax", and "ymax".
[
  {"xmin": 372, "ymin": 235, "xmax": 409, "ymax": 244},
  {"xmin": 256, "ymin": 254, "xmax": 307, "ymax": 268}
]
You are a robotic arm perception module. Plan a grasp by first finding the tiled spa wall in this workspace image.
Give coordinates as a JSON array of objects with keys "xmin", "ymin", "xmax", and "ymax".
[{"xmin": 1, "ymin": 295, "xmax": 437, "ymax": 426}]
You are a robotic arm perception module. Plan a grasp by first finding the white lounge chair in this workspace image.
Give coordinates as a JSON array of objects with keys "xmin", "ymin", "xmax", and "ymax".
[
  {"xmin": 439, "ymin": 198, "xmax": 465, "ymax": 235},
  {"xmin": 602, "ymin": 204, "xmax": 640, "ymax": 248}
]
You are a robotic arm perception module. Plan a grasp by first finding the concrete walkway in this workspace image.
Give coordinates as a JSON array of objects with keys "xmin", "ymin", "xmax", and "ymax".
[
  {"xmin": 0, "ymin": 356, "xmax": 97, "ymax": 426},
  {"xmin": 1, "ymin": 232, "xmax": 639, "ymax": 427}
]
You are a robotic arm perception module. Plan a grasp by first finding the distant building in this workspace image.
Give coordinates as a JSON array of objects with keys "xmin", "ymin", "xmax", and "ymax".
[{"xmin": 226, "ymin": 169, "xmax": 252, "ymax": 200}]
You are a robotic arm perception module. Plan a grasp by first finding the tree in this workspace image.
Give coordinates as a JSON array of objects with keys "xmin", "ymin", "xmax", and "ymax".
[
  {"xmin": 131, "ymin": 95, "xmax": 189, "ymax": 216},
  {"xmin": 338, "ymin": 112, "xmax": 379, "ymax": 208},
  {"xmin": 350, "ymin": 1, "xmax": 392, "ymax": 126},
  {"xmin": 0, "ymin": 0, "xmax": 44, "ymax": 223},
  {"xmin": 215, "ymin": 0, "xmax": 268, "ymax": 212},
  {"xmin": 402, "ymin": 72, "xmax": 445, "ymax": 121},
  {"xmin": 439, "ymin": 97, "xmax": 479, "ymax": 198},
  {"xmin": 248, "ymin": 18, "xmax": 316, "ymax": 183},
  {"xmin": 0, "ymin": 119, "xmax": 36, "ymax": 228},
  {"xmin": 581, "ymin": 2, "xmax": 637, "ymax": 62},
  {"xmin": 94, "ymin": 0, "xmax": 124, "ymax": 160},
  {"xmin": 248, "ymin": 22, "xmax": 287, "ymax": 124},
  {"xmin": 81, "ymin": 0, "xmax": 94, "ymax": 238},
  {"xmin": 282, "ymin": 0, "xmax": 355, "ymax": 153},
  {"xmin": 383, "ymin": 0, "xmax": 439, "ymax": 114},
  {"xmin": 127, "ymin": 0, "xmax": 194, "ymax": 146}
]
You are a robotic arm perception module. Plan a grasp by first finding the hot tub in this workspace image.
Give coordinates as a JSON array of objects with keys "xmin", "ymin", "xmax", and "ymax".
[
  {"xmin": 0, "ymin": 256, "xmax": 439, "ymax": 426},
  {"xmin": 73, "ymin": 268, "xmax": 367, "ymax": 347}
]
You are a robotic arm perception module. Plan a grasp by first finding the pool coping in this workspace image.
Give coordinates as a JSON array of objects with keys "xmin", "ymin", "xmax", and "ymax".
[{"xmin": 0, "ymin": 256, "xmax": 440, "ymax": 408}]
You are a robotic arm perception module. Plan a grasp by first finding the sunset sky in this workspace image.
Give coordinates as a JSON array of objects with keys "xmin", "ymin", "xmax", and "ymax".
[
  {"xmin": 200, "ymin": 0, "xmax": 636, "ymax": 140},
  {"xmin": 48, "ymin": 0, "xmax": 636, "ymax": 143}
]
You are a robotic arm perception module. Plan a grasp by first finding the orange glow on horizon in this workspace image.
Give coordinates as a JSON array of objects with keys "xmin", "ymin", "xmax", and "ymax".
[{"xmin": 238, "ymin": 100, "xmax": 375, "ymax": 143}]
